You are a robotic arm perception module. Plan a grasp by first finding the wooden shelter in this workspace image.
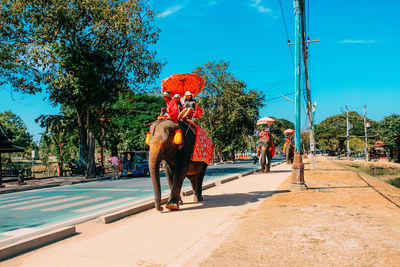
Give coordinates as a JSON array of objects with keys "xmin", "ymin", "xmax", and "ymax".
[{"xmin": 0, "ymin": 123, "xmax": 25, "ymax": 187}]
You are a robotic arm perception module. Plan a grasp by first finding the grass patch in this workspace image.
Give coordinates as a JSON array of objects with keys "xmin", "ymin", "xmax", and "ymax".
[{"xmin": 388, "ymin": 177, "xmax": 400, "ymax": 188}]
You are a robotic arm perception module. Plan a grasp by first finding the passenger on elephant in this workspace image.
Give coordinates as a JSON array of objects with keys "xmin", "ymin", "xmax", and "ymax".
[
  {"xmin": 173, "ymin": 94, "xmax": 183, "ymax": 112},
  {"xmin": 179, "ymin": 91, "xmax": 203, "ymax": 120},
  {"xmin": 159, "ymin": 91, "xmax": 179, "ymax": 123},
  {"xmin": 258, "ymin": 126, "xmax": 273, "ymax": 140}
]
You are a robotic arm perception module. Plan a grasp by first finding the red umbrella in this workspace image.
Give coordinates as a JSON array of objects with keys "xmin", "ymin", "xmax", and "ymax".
[
  {"xmin": 161, "ymin": 73, "xmax": 205, "ymax": 98},
  {"xmin": 284, "ymin": 129, "xmax": 295, "ymax": 135},
  {"xmin": 256, "ymin": 117, "xmax": 275, "ymax": 125}
]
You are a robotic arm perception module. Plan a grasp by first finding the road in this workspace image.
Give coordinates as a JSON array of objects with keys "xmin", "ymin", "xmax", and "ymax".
[{"xmin": 0, "ymin": 159, "xmax": 282, "ymax": 245}]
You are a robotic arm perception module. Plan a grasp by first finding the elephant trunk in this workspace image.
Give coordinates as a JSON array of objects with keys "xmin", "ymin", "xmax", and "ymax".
[{"xmin": 149, "ymin": 140, "xmax": 163, "ymax": 211}]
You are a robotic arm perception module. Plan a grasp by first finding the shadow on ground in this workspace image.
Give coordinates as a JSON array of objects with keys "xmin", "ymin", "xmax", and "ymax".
[{"xmin": 180, "ymin": 190, "xmax": 291, "ymax": 211}]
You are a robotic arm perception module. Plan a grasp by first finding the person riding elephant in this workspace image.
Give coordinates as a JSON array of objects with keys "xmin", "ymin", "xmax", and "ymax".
[
  {"xmin": 148, "ymin": 119, "xmax": 211, "ymax": 211},
  {"xmin": 173, "ymin": 94, "xmax": 183, "ymax": 112},
  {"xmin": 178, "ymin": 91, "xmax": 203, "ymax": 120},
  {"xmin": 257, "ymin": 126, "xmax": 275, "ymax": 173},
  {"xmin": 284, "ymin": 135, "xmax": 294, "ymax": 164},
  {"xmin": 159, "ymin": 91, "xmax": 179, "ymax": 123}
]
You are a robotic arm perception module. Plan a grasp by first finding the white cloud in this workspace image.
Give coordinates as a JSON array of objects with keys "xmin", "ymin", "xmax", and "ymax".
[
  {"xmin": 340, "ymin": 39, "xmax": 376, "ymax": 44},
  {"xmin": 158, "ymin": 4, "xmax": 185, "ymax": 18},
  {"xmin": 250, "ymin": 0, "xmax": 272, "ymax": 14}
]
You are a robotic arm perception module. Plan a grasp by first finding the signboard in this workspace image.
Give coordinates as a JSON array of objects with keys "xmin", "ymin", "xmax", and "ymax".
[{"xmin": 31, "ymin": 150, "xmax": 39, "ymax": 159}]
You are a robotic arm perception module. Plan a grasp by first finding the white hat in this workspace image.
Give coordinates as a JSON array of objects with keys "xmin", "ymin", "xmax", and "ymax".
[
  {"xmin": 184, "ymin": 91, "xmax": 193, "ymax": 96},
  {"xmin": 173, "ymin": 94, "xmax": 180, "ymax": 98}
]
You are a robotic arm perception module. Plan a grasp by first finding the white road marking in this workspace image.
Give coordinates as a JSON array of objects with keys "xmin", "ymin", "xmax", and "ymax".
[
  {"xmin": 0, "ymin": 195, "xmax": 42, "ymax": 205},
  {"xmin": 41, "ymin": 197, "xmax": 110, "ymax": 211},
  {"xmin": 13, "ymin": 196, "xmax": 88, "ymax": 210},
  {"xmin": 0, "ymin": 196, "xmax": 65, "ymax": 209},
  {"xmin": 72, "ymin": 197, "xmax": 136, "ymax": 213}
]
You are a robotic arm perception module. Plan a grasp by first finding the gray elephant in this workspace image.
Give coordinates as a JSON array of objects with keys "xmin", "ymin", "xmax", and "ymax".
[
  {"xmin": 284, "ymin": 141, "xmax": 294, "ymax": 164},
  {"xmin": 148, "ymin": 120, "xmax": 209, "ymax": 211},
  {"xmin": 256, "ymin": 137, "xmax": 274, "ymax": 173}
]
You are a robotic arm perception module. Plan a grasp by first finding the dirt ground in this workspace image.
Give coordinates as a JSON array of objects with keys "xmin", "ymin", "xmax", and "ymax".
[{"xmin": 200, "ymin": 159, "xmax": 400, "ymax": 267}]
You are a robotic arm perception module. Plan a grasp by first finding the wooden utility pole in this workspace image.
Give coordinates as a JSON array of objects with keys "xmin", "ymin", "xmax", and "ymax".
[
  {"xmin": 299, "ymin": 0, "xmax": 317, "ymax": 169},
  {"xmin": 363, "ymin": 105, "xmax": 369, "ymax": 160},
  {"xmin": 346, "ymin": 106, "xmax": 350, "ymax": 160}
]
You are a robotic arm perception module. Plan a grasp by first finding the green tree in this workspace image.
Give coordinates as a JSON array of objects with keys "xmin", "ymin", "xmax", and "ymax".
[
  {"xmin": 193, "ymin": 61, "xmax": 264, "ymax": 159},
  {"xmin": 102, "ymin": 93, "xmax": 164, "ymax": 153},
  {"xmin": 378, "ymin": 114, "xmax": 400, "ymax": 162},
  {"xmin": 1, "ymin": 0, "xmax": 163, "ymax": 177},
  {"xmin": 36, "ymin": 108, "xmax": 79, "ymax": 173},
  {"xmin": 0, "ymin": 110, "xmax": 35, "ymax": 153},
  {"xmin": 314, "ymin": 111, "xmax": 379, "ymax": 153},
  {"xmin": 349, "ymin": 137, "xmax": 365, "ymax": 154}
]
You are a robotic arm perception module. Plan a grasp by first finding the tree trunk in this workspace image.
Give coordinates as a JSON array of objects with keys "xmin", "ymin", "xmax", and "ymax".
[{"xmin": 86, "ymin": 129, "xmax": 96, "ymax": 178}]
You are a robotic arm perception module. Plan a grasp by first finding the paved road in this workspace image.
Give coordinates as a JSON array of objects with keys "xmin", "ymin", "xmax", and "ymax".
[{"xmin": 0, "ymin": 159, "xmax": 283, "ymax": 244}]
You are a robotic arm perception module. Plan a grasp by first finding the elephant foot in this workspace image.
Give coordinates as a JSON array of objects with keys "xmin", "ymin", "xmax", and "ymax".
[
  {"xmin": 156, "ymin": 206, "xmax": 164, "ymax": 212},
  {"xmin": 165, "ymin": 202, "xmax": 180, "ymax": 211},
  {"xmin": 193, "ymin": 195, "xmax": 203, "ymax": 202}
]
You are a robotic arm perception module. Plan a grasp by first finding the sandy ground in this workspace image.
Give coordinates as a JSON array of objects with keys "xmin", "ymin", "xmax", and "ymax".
[
  {"xmin": 2, "ymin": 163, "xmax": 292, "ymax": 267},
  {"xmin": 201, "ymin": 159, "xmax": 400, "ymax": 267}
]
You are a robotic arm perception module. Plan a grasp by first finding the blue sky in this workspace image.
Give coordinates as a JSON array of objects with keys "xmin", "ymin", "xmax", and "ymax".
[{"xmin": 1, "ymin": 0, "xmax": 399, "ymax": 142}]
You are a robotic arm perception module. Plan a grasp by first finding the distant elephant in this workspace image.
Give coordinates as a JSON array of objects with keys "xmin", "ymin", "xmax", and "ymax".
[
  {"xmin": 148, "ymin": 120, "xmax": 208, "ymax": 211},
  {"xmin": 256, "ymin": 138, "xmax": 274, "ymax": 173},
  {"xmin": 284, "ymin": 142, "xmax": 294, "ymax": 164}
]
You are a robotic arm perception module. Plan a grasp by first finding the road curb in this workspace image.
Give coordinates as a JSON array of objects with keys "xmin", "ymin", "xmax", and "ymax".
[{"xmin": 0, "ymin": 226, "xmax": 76, "ymax": 261}]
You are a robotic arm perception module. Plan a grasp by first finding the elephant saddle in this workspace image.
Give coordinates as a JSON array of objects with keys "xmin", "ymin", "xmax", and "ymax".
[{"xmin": 191, "ymin": 124, "xmax": 214, "ymax": 165}]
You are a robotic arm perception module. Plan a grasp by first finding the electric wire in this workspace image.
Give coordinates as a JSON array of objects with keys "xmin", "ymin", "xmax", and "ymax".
[{"xmin": 278, "ymin": 0, "xmax": 295, "ymax": 68}]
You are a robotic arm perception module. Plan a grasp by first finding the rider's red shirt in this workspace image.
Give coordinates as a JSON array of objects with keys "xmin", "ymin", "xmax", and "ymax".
[
  {"xmin": 258, "ymin": 130, "xmax": 273, "ymax": 139},
  {"xmin": 167, "ymin": 99, "xmax": 179, "ymax": 123}
]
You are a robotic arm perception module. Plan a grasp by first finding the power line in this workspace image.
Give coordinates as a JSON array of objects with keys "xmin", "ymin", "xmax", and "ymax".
[{"xmin": 278, "ymin": 0, "xmax": 294, "ymax": 68}]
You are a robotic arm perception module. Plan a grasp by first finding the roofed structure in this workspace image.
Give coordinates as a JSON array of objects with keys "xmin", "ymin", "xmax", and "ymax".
[{"xmin": 0, "ymin": 123, "xmax": 25, "ymax": 153}]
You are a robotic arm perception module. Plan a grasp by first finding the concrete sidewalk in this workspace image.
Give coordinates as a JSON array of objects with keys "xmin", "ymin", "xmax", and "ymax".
[{"xmin": 2, "ymin": 163, "xmax": 292, "ymax": 267}]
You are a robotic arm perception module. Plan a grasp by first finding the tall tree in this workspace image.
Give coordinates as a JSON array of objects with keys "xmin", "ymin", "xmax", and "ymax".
[
  {"xmin": 193, "ymin": 61, "xmax": 264, "ymax": 159},
  {"xmin": 1, "ymin": 0, "xmax": 163, "ymax": 177},
  {"xmin": 110, "ymin": 93, "xmax": 164, "ymax": 152},
  {"xmin": 378, "ymin": 114, "xmax": 400, "ymax": 162},
  {"xmin": 36, "ymin": 108, "xmax": 79, "ymax": 174}
]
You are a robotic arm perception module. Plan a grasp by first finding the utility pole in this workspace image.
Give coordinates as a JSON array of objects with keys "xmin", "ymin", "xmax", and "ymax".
[
  {"xmin": 345, "ymin": 105, "xmax": 350, "ymax": 160},
  {"xmin": 299, "ymin": 0, "xmax": 316, "ymax": 169},
  {"xmin": 291, "ymin": 0, "xmax": 304, "ymax": 185},
  {"xmin": 363, "ymin": 105, "xmax": 369, "ymax": 161}
]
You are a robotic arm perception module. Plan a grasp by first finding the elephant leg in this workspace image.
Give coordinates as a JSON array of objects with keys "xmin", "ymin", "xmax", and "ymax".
[
  {"xmin": 260, "ymin": 147, "xmax": 267, "ymax": 172},
  {"xmin": 166, "ymin": 165, "xmax": 188, "ymax": 211},
  {"xmin": 188, "ymin": 166, "xmax": 206, "ymax": 202},
  {"xmin": 165, "ymin": 162, "xmax": 183, "ymax": 205},
  {"xmin": 266, "ymin": 153, "xmax": 271, "ymax": 172}
]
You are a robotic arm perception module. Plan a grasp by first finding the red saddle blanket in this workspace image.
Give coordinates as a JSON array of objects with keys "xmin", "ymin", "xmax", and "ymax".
[{"xmin": 191, "ymin": 124, "xmax": 214, "ymax": 165}]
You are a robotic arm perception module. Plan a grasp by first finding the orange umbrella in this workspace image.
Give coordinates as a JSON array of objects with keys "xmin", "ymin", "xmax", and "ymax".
[
  {"xmin": 161, "ymin": 73, "xmax": 205, "ymax": 98},
  {"xmin": 284, "ymin": 129, "xmax": 295, "ymax": 135},
  {"xmin": 256, "ymin": 117, "xmax": 275, "ymax": 125}
]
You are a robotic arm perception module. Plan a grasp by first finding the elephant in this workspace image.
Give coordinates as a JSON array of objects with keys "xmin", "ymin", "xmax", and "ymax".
[
  {"xmin": 256, "ymin": 138, "xmax": 274, "ymax": 173},
  {"xmin": 148, "ymin": 119, "xmax": 208, "ymax": 211},
  {"xmin": 284, "ymin": 142, "xmax": 294, "ymax": 164}
]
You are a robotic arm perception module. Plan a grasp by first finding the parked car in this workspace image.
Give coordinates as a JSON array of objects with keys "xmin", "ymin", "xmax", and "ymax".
[{"xmin": 120, "ymin": 151, "xmax": 149, "ymax": 177}]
